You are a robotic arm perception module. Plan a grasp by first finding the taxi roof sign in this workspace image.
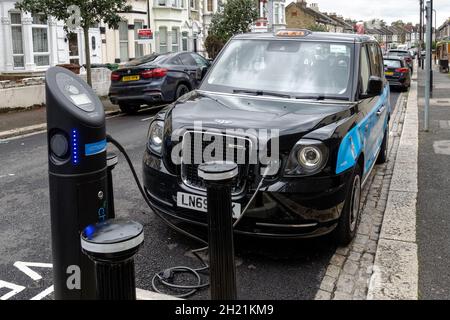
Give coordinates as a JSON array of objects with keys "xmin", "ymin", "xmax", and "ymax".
[{"xmin": 276, "ymin": 30, "xmax": 311, "ymax": 37}]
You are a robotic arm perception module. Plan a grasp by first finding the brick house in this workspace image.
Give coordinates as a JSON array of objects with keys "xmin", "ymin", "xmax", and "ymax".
[{"xmin": 286, "ymin": 0, "xmax": 336, "ymax": 31}]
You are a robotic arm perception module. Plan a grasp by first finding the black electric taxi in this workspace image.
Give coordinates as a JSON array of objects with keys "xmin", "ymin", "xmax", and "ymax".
[
  {"xmin": 109, "ymin": 52, "xmax": 210, "ymax": 114},
  {"xmin": 143, "ymin": 30, "xmax": 391, "ymax": 244}
]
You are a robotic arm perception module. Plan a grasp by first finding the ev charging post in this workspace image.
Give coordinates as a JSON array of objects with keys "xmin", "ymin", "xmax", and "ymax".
[
  {"xmin": 46, "ymin": 66, "xmax": 112, "ymax": 299},
  {"xmin": 198, "ymin": 161, "xmax": 238, "ymax": 300}
]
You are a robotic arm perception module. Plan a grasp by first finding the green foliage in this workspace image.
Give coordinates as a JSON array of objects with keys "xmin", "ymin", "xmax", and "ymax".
[
  {"xmin": 308, "ymin": 24, "xmax": 328, "ymax": 32},
  {"xmin": 15, "ymin": 0, "xmax": 131, "ymax": 29},
  {"xmin": 205, "ymin": 0, "xmax": 257, "ymax": 57},
  {"xmin": 15, "ymin": 0, "xmax": 131, "ymax": 86}
]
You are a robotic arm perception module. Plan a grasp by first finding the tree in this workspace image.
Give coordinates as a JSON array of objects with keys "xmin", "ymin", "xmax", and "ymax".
[
  {"xmin": 308, "ymin": 24, "xmax": 328, "ymax": 32},
  {"xmin": 16, "ymin": 0, "xmax": 131, "ymax": 86},
  {"xmin": 205, "ymin": 0, "xmax": 257, "ymax": 58}
]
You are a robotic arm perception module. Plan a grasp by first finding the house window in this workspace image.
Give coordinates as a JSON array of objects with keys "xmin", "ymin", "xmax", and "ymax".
[
  {"xmin": 274, "ymin": 3, "xmax": 279, "ymax": 25},
  {"xmin": 207, "ymin": 0, "xmax": 213, "ymax": 11},
  {"xmin": 172, "ymin": 27, "xmax": 179, "ymax": 52},
  {"xmin": 190, "ymin": 0, "xmax": 196, "ymax": 10},
  {"xmin": 280, "ymin": 4, "xmax": 285, "ymax": 24},
  {"xmin": 10, "ymin": 12, "xmax": 24, "ymax": 69},
  {"xmin": 182, "ymin": 31, "xmax": 188, "ymax": 51},
  {"xmin": 157, "ymin": 0, "xmax": 167, "ymax": 6},
  {"xmin": 134, "ymin": 20, "xmax": 144, "ymax": 58},
  {"xmin": 31, "ymin": 14, "xmax": 49, "ymax": 66},
  {"xmin": 118, "ymin": 21, "xmax": 129, "ymax": 61},
  {"xmin": 159, "ymin": 27, "xmax": 168, "ymax": 53}
]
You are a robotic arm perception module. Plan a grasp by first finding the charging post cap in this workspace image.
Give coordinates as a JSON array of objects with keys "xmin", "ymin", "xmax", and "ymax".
[
  {"xmin": 81, "ymin": 219, "xmax": 144, "ymax": 258},
  {"xmin": 198, "ymin": 161, "xmax": 238, "ymax": 182}
]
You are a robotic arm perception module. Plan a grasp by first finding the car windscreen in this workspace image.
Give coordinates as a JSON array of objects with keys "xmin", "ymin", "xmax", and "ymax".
[
  {"xmin": 384, "ymin": 59, "xmax": 402, "ymax": 68},
  {"xmin": 125, "ymin": 54, "xmax": 168, "ymax": 66},
  {"xmin": 201, "ymin": 39, "xmax": 354, "ymax": 99}
]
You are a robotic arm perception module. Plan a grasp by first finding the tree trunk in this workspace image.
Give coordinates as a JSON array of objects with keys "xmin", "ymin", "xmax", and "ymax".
[{"xmin": 83, "ymin": 26, "xmax": 92, "ymax": 86}]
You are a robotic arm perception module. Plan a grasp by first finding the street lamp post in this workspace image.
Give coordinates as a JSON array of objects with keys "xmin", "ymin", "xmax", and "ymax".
[
  {"xmin": 420, "ymin": 0, "xmax": 423, "ymax": 69},
  {"xmin": 430, "ymin": 0, "xmax": 433, "ymax": 91}
]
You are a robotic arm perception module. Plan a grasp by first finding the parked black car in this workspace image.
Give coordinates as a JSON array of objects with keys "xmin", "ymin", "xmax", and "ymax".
[
  {"xmin": 109, "ymin": 52, "xmax": 211, "ymax": 114},
  {"xmin": 383, "ymin": 56, "xmax": 411, "ymax": 91},
  {"xmin": 387, "ymin": 49, "xmax": 414, "ymax": 73},
  {"xmin": 143, "ymin": 30, "xmax": 390, "ymax": 244}
]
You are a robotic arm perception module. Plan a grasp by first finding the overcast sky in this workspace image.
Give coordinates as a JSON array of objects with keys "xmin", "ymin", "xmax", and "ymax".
[{"xmin": 290, "ymin": 0, "xmax": 450, "ymax": 26}]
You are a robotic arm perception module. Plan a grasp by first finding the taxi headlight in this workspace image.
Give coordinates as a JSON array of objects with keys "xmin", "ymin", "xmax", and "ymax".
[
  {"xmin": 285, "ymin": 139, "xmax": 328, "ymax": 176},
  {"xmin": 147, "ymin": 120, "xmax": 164, "ymax": 155}
]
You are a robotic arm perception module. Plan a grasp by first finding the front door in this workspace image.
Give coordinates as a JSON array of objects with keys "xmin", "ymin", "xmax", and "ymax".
[{"xmin": 68, "ymin": 32, "xmax": 80, "ymax": 65}]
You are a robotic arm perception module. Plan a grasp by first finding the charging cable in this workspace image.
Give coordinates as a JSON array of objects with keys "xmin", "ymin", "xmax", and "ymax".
[{"xmin": 106, "ymin": 134, "xmax": 270, "ymax": 298}]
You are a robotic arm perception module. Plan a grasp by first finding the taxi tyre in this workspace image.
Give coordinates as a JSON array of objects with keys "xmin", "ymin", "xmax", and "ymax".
[
  {"xmin": 333, "ymin": 163, "xmax": 362, "ymax": 245},
  {"xmin": 119, "ymin": 103, "xmax": 140, "ymax": 115},
  {"xmin": 376, "ymin": 123, "xmax": 389, "ymax": 164}
]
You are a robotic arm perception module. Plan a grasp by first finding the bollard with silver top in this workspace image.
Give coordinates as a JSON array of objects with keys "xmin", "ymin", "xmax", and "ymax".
[
  {"xmin": 81, "ymin": 219, "xmax": 144, "ymax": 300},
  {"xmin": 198, "ymin": 161, "xmax": 238, "ymax": 300}
]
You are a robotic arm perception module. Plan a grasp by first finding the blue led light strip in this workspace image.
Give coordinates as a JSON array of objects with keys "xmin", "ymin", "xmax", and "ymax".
[{"xmin": 72, "ymin": 129, "xmax": 79, "ymax": 165}]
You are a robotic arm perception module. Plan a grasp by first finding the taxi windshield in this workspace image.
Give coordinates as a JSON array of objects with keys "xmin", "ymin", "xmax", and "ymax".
[{"xmin": 202, "ymin": 39, "xmax": 353, "ymax": 99}]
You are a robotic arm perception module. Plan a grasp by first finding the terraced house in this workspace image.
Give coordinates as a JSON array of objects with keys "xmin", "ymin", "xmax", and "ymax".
[
  {"xmin": 102, "ymin": 0, "xmax": 222, "ymax": 63},
  {"xmin": 0, "ymin": 0, "xmax": 101, "ymax": 76}
]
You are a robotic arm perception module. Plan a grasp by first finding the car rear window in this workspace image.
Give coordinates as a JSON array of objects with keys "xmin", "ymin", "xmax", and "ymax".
[
  {"xmin": 384, "ymin": 59, "xmax": 402, "ymax": 68},
  {"xmin": 388, "ymin": 51, "xmax": 409, "ymax": 57}
]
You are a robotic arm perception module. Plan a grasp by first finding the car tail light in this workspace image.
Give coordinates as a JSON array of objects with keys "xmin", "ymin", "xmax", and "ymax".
[
  {"xmin": 111, "ymin": 72, "xmax": 120, "ymax": 81},
  {"xmin": 395, "ymin": 68, "xmax": 409, "ymax": 73},
  {"xmin": 140, "ymin": 68, "xmax": 168, "ymax": 79}
]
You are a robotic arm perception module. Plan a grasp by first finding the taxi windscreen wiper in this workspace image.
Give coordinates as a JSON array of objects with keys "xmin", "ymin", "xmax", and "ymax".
[
  {"xmin": 295, "ymin": 95, "xmax": 349, "ymax": 101},
  {"xmin": 232, "ymin": 89, "xmax": 292, "ymax": 99}
]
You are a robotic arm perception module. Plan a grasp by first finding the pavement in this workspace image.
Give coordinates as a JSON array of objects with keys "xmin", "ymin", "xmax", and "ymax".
[
  {"xmin": 416, "ymin": 62, "xmax": 450, "ymax": 299},
  {"xmin": 0, "ymin": 92, "xmax": 402, "ymax": 300},
  {"xmin": 0, "ymin": 99, "xmax": 120, "ymax": 139}
]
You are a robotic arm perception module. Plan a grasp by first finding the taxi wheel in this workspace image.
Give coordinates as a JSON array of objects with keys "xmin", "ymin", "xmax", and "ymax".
[
  {"xmin": 119, "ymin": 103, "xmax": 140, "ymax": 114},
  {"xmin": 376, "ymin": 125, "xmax": 389, "ymax": 164},
  {"xmin": 334, "ymin": 163, "xmax": 362, "ymax": 245}
]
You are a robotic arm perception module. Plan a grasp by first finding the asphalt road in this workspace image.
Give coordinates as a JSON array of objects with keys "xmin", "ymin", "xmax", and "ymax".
[{"xmin": 0, "ymin": 91, "xmax": 400, "ymax": 300}]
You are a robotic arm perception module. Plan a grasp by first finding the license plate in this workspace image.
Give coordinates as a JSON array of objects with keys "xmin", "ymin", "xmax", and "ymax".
[
  {"xmin": 177, "ymin": 192, "xmax": 242, "ymax": 218},
  {"xmin": 385, "ymin": 71, "xmax": 394, "ymax": 76},
  {"xmin": 122, "ymin": 75, "xmax": 140, "ymax": 82}
]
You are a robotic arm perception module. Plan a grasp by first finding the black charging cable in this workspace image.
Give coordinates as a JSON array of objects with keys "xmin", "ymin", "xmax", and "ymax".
[{"xmin": 106, "ymin": 134, "xmax": 269, "ymax": 298}]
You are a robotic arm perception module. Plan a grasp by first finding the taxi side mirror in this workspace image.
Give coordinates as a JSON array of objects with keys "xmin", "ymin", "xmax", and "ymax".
[{"xmin": 366, "ymin": 76, "xmax": 383, "ymax": 97}]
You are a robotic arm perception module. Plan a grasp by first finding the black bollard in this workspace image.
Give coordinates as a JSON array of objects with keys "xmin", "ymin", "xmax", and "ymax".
[
  {"xmin": 81, "ymin": 219, "xmax": 144, "ymax": 300},
  {"xmin": 106, "ymin": 152, "xmax": 118, "ymax": 219},
  {"xmin": 198, "ymin": 161, "xmax": 238, "ymax": 300}
]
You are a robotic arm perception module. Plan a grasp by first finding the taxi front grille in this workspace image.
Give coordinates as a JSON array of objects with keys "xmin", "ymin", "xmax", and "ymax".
[{"xmin": 180, "ymin": 131, "xmax": 252, "ymax": 194}]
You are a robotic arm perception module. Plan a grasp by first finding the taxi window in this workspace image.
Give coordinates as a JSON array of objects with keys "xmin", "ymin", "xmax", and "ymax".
[
  {"xmin": 368, "ymin": 43, "xmax": 383, "ymax": 77},
  {"xmin": 360, "ymin": 46, "xmax": 371, "ymax": 94},
  {"xmin": 203, "ymin": 39, "xmax": 353, "ymax": 98}
]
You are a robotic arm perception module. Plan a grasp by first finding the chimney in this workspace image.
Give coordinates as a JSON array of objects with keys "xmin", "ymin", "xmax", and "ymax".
[
  {"xmin": 309, "ymin": 3, "xmax": 319, "ymax": 11},
  {"xmin": 297, "ymin": 0, "xmax": 308, "ymax": 8}
]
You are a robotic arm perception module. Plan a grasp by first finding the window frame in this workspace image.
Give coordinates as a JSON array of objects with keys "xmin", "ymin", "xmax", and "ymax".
[
  {"xmin": 31, "ymin": 14, "xmax": 50, "ymax": 67},
  {"xmin": 159, "ymin": 26, "xmax": 168, "ymax": 53},
  {"xmin": 10, "ymin": 12, "xmax": 25, "ymax": 69},
  {"xmin": 171, "ymin": 27, "xmax": 180, "ymax": 52},
  {"xmin": 118, "ymin": 21, "xmax": 129, "ymax": 62},
  {"xmin": 134, "ymin": 20, "xmax": 145, "ymax": 58}
]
